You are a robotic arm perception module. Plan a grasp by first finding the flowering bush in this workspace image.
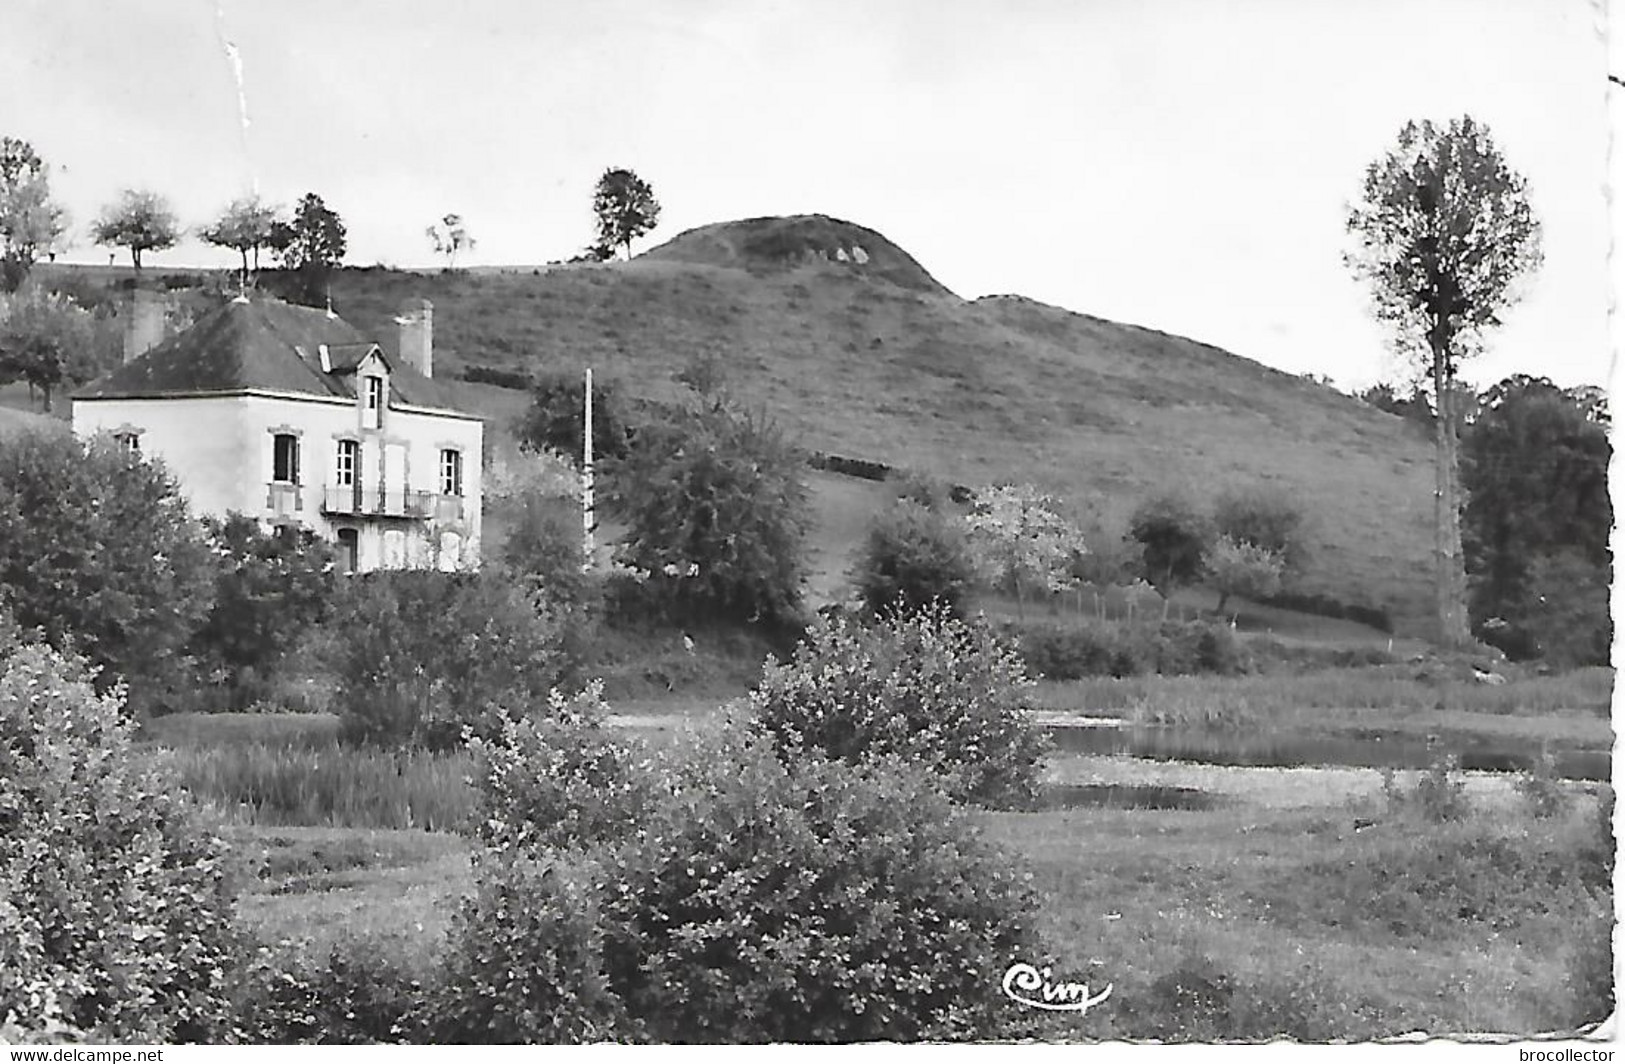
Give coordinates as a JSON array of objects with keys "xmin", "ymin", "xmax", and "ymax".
[
  {"xmin": 749, "ymin": 604, "xmax": 1050, "ymax": 809},
  {"xmin": 963, "ymin": 484, "xmax": 1087, "ymax": 610},
  {"xmin": 1207, "ymin": 535, "xmax": 1285, "ymax": 618},
  {"xmin": 0, "ymin": 641, "xmax": 244, "ymax": 1042},
  {"xmin": 466, "ymin": 682, "xmax": 653, "ymax": 853},
  {"xmin": 595, "ymin": 730, "xmax": 1040, "ymax": 1042}
]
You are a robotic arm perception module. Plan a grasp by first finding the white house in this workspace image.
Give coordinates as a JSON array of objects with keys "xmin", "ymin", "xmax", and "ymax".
[{"xmin": 71, "ymin": 292, "xmax": 483, "ymax": 574}]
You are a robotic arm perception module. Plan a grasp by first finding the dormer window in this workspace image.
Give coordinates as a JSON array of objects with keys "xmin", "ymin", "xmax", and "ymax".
[
  {"xmin": 110, "ymin": 425, "xmax": 144, "ymax": 456},
  {"xmin": 363, "ymin": 375, "xmax": 384, "ymax": 430}
]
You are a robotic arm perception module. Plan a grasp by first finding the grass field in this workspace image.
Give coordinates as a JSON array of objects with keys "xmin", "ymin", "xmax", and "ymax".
[{"xmin": 216, "ymin": 740, "xmax": 1609, "ymax": 1040}]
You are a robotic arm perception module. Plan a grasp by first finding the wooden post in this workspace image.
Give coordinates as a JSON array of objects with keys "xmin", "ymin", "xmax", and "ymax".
[{"xmin": 583, "ymin": 367, "xmax": 595, "ymax": 573}]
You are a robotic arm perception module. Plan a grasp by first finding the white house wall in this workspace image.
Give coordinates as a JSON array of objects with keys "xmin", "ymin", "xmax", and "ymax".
[
  {"xmin": 72, "ymin": 391, "xmax": 483, "ymax": 572},
  {"xmin": 72, "ymin": 395, "xmax": 259, "ymax": 516}
]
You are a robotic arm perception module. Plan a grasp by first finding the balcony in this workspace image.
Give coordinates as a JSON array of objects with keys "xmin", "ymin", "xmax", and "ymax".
[
  {"xmin": 321, "ymin": 485, "xmax": 434, "ymax": 518},
  {"xmin": 265, "ymin": 482, "xmax": 304, "ymax": 517}
]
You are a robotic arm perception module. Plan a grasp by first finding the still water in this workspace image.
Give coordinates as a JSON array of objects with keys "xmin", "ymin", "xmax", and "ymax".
[{"xmin": 1044, "ymin": 725, "xmax": 1611, "ymax": 782}]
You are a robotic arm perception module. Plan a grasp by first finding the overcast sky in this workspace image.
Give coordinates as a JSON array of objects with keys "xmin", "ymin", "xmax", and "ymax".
[{"xmin": 4, "ymin": 0, "xmax": 1618, "ymax": 391}]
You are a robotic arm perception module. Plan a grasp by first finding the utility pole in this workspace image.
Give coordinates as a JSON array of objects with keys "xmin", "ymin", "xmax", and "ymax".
[{"xmin": 582, "ymin": 366, "xmax": 595, "ymax": 572}]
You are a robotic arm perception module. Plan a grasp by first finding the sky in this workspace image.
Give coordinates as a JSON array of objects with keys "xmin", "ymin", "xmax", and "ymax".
[{"xmin": 2, "ymin": 0, "xmax": 1618, "ymax": 393}]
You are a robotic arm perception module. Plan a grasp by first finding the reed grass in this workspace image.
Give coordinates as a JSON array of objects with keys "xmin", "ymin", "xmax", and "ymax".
[{"xmin": 162, "ymin": 743, "xmax": 473, "ymax": 831}]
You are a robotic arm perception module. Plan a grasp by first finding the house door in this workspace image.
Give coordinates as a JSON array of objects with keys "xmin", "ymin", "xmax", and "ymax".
[{"xmin": 337, "ymin": 528, "xmax": 359, "ymax": 574}]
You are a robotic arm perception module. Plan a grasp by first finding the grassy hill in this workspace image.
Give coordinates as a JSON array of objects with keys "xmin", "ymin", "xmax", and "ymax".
[{"xmin": 47, "ymin": 215, "xmax": 1437, "ymax": 633}]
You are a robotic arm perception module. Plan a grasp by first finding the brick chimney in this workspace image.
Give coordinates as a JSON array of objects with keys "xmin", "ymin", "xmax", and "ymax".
[
  {"xmin": 395, "ymin": 298, "xmax": 434, "ymax": 378},
  {"xmin": 122, "ymin": 289, "xmax": 166, "ymax": 364}
]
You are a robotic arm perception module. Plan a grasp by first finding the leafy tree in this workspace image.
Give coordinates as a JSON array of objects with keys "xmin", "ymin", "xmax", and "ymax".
[
  {"xmin": 0, "ymin": 288, "xmax": 107, "ymax": 411},
  {"xmin": 200, "ymin": 194, "xmax": 281, "ymax": 291},
  {"xmin": 91, "ymin": 189, "xmax": 179, "ymax": 272},
  {"xmin": 190, "ymin": 514, "xmax": 336, "ymax": 705},
  {"xmin": 1212, "ymin": 486, "xmax": 1308, "ymax": 577},
  {"xmin": 604, "ymin": 391, "xmax": 809, "ymax": 625},
  {"xmin": 1207, "ymin": 535, "xmax": 1285, "ymax": 619},
  {"xmin": 592, "ymin": 167, "xmax": 661, "ymax": 260},
  {"xmin": 1518, "ymin": 549, "xmax": 1611, "ymax": 668},
  {"xmin": 516, "ymin": 369, "xmax": 632, "ymax": 464},
  {"xmin": 269, "ymin": 191, "xmax": 347, "ymax": 306},
  {"xmin": 1128, "ymin": 494, "xmax": 1211, "ymax": 598},
  {"xmin": 852, "ymin": 497, "xmax": 976, "ymax": 616},
  {"xmin": 963, "ymin": 483, "xmax": 1087, "ymax": 615},
  {"xmin": 1346, "ymin": 115, "xmax": 1542, "ymax": 647},
  {"xmin": 0, "ymin": 430, "xmax": 213, "ymax": 710},
  {"xmin": 426, "ymin": 212, "xmax": 476, "ymax": 269},
  {"xmin": 1461, "ymin": 375, "xmax": 1611, "ymax": 662},
  {"xmin": 0, "ymin": 138, "xmax": 66, "ymax": 293}
]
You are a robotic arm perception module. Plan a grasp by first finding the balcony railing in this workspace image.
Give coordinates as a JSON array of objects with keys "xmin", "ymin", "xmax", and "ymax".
[{"xmin": 321, "ymin": 485, "xmax": 435, "ymax": 518}]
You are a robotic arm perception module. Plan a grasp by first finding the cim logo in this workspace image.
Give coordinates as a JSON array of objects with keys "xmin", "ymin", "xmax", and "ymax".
[{"xmin": 1001, "ymin": 962, "xmax": 1113, "ymax": 1014}]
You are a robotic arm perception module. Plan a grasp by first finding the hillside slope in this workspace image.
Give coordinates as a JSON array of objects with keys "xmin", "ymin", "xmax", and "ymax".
[{"xmin": 52, "ymin": 217, "xmax": 1437, "ymax": 632}]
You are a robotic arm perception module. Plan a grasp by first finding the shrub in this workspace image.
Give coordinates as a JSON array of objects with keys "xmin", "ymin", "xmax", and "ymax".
[
  {"xmin": 0, "ymin": 641, "xmax": 244, "ymax": 1042},
  {"xmin": 467, "ymin": 683, "xmax": 652, "ymax": 853},
  {"xmin": 1381, "ymin": 753, "xmax": 1471, "ymax": 823},
  {"xmin": 498, "ymin": 487, "xmax": 602, "ymax": 670},
  {"xmin": 240, "ymin": 938, "xmax": 430, "ymax": 1044},
  {"xmin": 750, "ymin": 604, "xmax": 1049, "ymax": 808},
  {"xmin": 1003, "ymin": 617, "xmax": 1249, "ymax": 680},
  {"xmin": 191, "ymin": 514, "xmax": 336, "ymax": 706},
  {"xmin": 461, "ymin": 364, "xmax": 532, "ymax": 391},
  {"xmin": 605, "ymin": 393, "xmax": 810, "ymax": 625},
  {"xmin": 1255, "ymin": 588, "xmax": 1394, "ymax": 633},
  {"xmin": 434, "ymin": 856, "xmax": 631, "ymax": 1044},
  {"xmin": 808, "ymin": 451, "xmax": 893, "ymax": 482},
  {"xmin": 328, "ymin": 571, "xmax": 568, "ymax": 748},
  {"xmin": 1128, "ymin": 494, "xmax": 1211, "ymax": 596},
  {"xmin": 1512, "ymin": 747, "xmax": 1575, "ymax": 820},
  {"xmin": 1005, "ymin": 618, "xmax": 1140, "ymax": 679},
  {"xmin": 1117, "ymin": 951, "xmax": 1387, "ymax": 1042},
  {"xmin": 852, "ymin": 498, "xmax": 976, "ymax": 616},
  {"xmin": 595, "ymin": 731, "xmax": 1040, "ymax": 1042}
]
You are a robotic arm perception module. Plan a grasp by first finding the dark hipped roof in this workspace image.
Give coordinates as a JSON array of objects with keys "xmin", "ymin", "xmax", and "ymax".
[{"xmin": 74, "ymin": 297, "xmax": 472, "ymax": 415}]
